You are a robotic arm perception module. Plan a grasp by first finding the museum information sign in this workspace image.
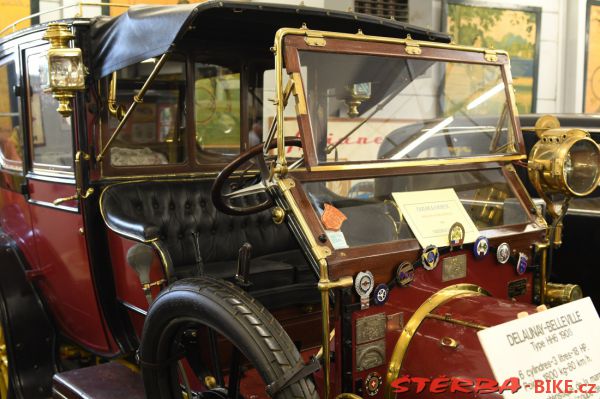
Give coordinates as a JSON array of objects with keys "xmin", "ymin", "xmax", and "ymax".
[
  {"xmin": 478, "ymin": 297, "xmax": 600, "ymax": 398},
  {"xmin": 392, "ymin": 188, "xmax": 479, "ymax": 248}
]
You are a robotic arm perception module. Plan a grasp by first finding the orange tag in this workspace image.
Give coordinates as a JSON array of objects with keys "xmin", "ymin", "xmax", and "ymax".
[{"xmin": 321, "ymin": 203, "xmax": 347, "ymax": 231}]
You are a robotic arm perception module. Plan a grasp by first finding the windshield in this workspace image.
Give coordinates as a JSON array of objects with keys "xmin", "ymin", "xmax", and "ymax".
[
  {"xmin": 298, "ymin": 51, "xmax": 517, "ymax": 164},
  {"xmin": 303, "ymin": 168, "xmax": 529, "ymax": 249}
]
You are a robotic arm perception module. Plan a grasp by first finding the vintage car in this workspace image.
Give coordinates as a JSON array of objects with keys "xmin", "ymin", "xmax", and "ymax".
[{"xmin": 0, "ymin": 2, "xmax": 598, "ymax": 399}]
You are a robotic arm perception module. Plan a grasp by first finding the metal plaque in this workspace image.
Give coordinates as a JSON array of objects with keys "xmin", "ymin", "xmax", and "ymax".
[
  {"xmin": 356, "ymin": 339, "xmax": 386, "ymax": 371},
  {"xmin": 508, "ymin": 278, "xmax": 528, "ymax": 298},
  {"xmin": 442, "ymin": 254, "xmax": 467, "ymax": 282},
  {"xmin": 387, "ymin": 312, "xmax": 404, "ymax": 332},
  {"xmin": 356, "ymin": 313, "xmax": 386, "ymax": 345}
]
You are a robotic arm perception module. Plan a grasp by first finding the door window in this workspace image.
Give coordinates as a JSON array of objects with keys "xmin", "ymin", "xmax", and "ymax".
[
  {"xmin": 26, "ymin": 48, "xmax": 74, "ymax": 175},
  {"xmin": 0, "ymin": 57, "xmax": 23, "ymax": 171}
]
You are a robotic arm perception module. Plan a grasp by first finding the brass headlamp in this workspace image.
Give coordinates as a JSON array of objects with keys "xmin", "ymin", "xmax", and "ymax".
[
  {"xmin": 527, "ymin": 116, "xmax": 599, "ymax": 306},
  {"xmin": 42, "ymin": 23, "xmax": 86, "ymax": 117},
  {"xmin": 528, "ymin": 128, "xmax": 600, "ymax": 199}
]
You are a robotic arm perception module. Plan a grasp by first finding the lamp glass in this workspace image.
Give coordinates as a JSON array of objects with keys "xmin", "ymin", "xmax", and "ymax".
[
  {"xmin": 564, "ymin": 139, "xmax": 600, "ymax": 195},
  {"xmin": 47, "ymin": 50, "xmax": 84, "ymax": 90}
]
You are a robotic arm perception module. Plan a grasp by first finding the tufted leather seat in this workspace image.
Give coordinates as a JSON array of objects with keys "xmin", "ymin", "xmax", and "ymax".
[{"xmin": 100, "ymin": 179, "xmax": 318, "ymax": 309}]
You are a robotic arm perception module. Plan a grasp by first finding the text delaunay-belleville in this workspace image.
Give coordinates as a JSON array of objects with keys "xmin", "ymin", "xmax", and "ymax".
[{"xmin": 506, "ymin": 311, "xmax": 583, "ymax": 346}]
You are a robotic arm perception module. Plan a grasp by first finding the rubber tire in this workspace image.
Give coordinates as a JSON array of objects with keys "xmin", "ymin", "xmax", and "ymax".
[{"xmin": 140, "ymin": 276, "xmax": 319, "ymax": 399}]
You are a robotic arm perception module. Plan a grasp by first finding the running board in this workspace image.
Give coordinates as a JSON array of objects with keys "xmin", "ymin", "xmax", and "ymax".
[{"xmin": 52, "ymin": 361, "xmax": 145, "ymax": 399}]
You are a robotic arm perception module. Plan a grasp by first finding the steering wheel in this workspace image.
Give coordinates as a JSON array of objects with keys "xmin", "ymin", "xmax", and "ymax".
[{"xmin": 211, "ymin": 137, "xmax": 303, "ymax": 216}]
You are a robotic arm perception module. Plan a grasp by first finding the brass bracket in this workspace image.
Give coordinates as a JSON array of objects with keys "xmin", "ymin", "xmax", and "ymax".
[
  {"xmin": 318, "ymin": 275, "xmax": 353, "ymax": 291},
  {"xmin": 404, "ymin": 34, "xmax": 422, "ymax": 55},
  {"xmin": 305, "ymin": 31, "xmax": 326, "ymax": 47},
  {"xmin": 484, "ymin": 49, "xmax": 498, "ymax": 62},
  {"xmin": 278, "ymin": 178, "xmax": 296, "ymax": 192},
  {"xmin": 313, "ymin": 245, "xmax": 332, "ymax": 261}
]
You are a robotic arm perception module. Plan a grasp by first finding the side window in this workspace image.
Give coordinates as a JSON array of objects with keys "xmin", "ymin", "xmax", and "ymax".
[
  {"xmin": 107, "ymin": 59, "xmax": 186, "ymax": 167},
  {"xmin": 27, "ymin": 48, "xmax": 74, "ymax": 175},
  {"xmin": 195, "ymin": 63, "xmax": 240, "ymax": 160},
  {"xmin": 0, "ymin": 57, "xmax": 23, "ymax": 171}
]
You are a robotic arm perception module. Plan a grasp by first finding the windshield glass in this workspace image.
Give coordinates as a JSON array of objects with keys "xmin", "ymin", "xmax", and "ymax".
[
  {"xmin": 303, "ymin": 169, "xmax": 529, "ymax": 248},
  {"xmin": 298, "ymin": 51, "xmax": 516, "ymax": 164}
]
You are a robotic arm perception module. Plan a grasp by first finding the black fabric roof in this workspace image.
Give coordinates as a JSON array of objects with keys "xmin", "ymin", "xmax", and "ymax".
[{"xmin": 90, "ymin": 0, "xmax": 450, "ymax": 79}]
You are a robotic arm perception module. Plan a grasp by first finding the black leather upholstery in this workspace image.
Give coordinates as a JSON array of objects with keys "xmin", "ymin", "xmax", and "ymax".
[{"xmin": 101, "ymin": 179, "xmax": 318, "ymax": 308}]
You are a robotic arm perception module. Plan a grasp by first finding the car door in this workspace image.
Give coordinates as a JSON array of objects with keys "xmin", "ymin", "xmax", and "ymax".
[
  {"xmin": 22, "ymin": 41, "xmax": 113, "ymax": 354},
  {"xmin": 0, "ymin": 47, "xmax": 39, "ymax": 266}
]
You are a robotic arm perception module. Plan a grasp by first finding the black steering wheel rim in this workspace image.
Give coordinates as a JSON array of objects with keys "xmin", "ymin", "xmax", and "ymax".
[{"xmin": 211, "ymin": 137, "xmax": 303, "ymax": 216}]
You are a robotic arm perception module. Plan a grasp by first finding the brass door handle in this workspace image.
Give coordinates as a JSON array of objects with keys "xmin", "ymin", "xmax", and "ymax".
[
  {"xmin": 53, "ymin": 187, "xmax": 94, "ymax": 205},
  {"xmin": 53, "ymin": 150, "xmax": 93, "ymax": 205}
]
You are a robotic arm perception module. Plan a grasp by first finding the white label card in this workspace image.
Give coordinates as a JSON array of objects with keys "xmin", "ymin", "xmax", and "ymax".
[
  {"xmin": 477, "ymin": 297, "xmax": 600, "ymax": 399},
  {"xmin": 325, "ymin": 230, "xmax": 349, "ymax": 250},
  {"xmin": 392, "ymin": 188, "xmax": 480, "ymax": 248}
]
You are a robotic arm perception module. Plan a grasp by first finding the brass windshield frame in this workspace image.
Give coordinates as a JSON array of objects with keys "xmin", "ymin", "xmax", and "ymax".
[{"xmin": 272, "ymin": 27, "xmax": 526, "ymax": 173}]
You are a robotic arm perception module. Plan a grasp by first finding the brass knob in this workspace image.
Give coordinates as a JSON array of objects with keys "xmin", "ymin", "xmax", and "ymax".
[{"xmin": 272, "ymin": 207, "xmax": 285, "ymax": 224}]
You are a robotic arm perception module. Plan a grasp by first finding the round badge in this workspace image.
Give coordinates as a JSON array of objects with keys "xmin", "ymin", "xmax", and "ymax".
[
  {"xmin": 355, "ymin": 271, "xmax": 375, "ymax": 297},
  {"xmin": 365, "ymin": 372, "xmax": 383, "ymax": 396},
  {"xmin": 421, "ymin": 245, "xmax": 440, "ymax": 270},
  {"xmin": 448, "ymin": 222, "xmax": 465, "ymax": 249},
  {"xmin": 473, "ymin": 236, "xmax": 490, "ymax": 259},
  {"xmin": 395, "ymin": 261, "xmax": 415, "ymax": 287},
  {"xmin": 355, "ymin": 271, "xmax": 375, "ymax": 309},
  {"xmin": 496, "ymin": 242, "xmax": 511, "ymax": 264},
  {"xmin": 373, "ymin": 284, "xmax": 389, "ymax": 306},
  {"xmin": 516, "ymin": 253, "xmax": 528, "ymax": 275}
]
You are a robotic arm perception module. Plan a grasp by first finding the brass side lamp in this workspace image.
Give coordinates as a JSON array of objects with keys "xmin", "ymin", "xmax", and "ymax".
[
  {"xmin": 345, "ymin": 82, "xmax": 371, "ymax": 118},
  {"xmin": 527, "ymin": 115, "xmax": 600, "ymax": 305},
  {"xmin": 42, "ymin": 23, "xmax": 86, "ymax": 117}
]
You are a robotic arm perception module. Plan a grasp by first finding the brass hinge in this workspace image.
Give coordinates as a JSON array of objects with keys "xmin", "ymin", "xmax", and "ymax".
[
  {"xmin": 404, "ymin": 34, "xmax": 422, "ymax": 55},
  {"xmin": 305, "ymin": 31, "xmax": 326, "ymax": 47},
  {"xmin": 484, "ymin": 49, "xmax": 498, "ymax": 62}
]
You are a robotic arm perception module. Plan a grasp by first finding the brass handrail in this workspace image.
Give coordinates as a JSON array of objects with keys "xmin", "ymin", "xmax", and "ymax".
[{"xmin": 0, "ymin": 2, "xmax": 131, "ymax": 37}]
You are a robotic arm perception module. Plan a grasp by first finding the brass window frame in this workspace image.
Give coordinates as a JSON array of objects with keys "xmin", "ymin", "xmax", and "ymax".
[{"xmin": 273, "ymin": 28, "xmax": 526, "ymax": 173}]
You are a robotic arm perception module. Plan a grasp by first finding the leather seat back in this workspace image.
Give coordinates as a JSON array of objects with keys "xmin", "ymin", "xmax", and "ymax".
[{"xmin": 101, "ymin": 180, "xmax": 298, "ymax": 268}]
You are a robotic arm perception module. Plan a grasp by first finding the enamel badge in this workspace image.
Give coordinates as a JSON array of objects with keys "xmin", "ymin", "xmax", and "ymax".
[
  {"xmin": 473, "ymin": 236, "xmax": 490, "ymax": 259},
  {"xmin": 421, "ymin": 245, "xmax": 440, "ymax": 270},
  {"xmin": 496, "ymin": 242, "xmax": 511, "ymax": 264},
  {"xmin": 373, "ymin": 283, "xmax": 389, "ymax": 306},
  {"xmin": 516, "ymin": 253, "xmax": 528, "ymax": 275},
  {"xmin": 448, "ymin": 222, "xmax": 465, "ymax": 249},
  {"xmin": 395, "ymin": 261, "xmax": 415, "ymax": 287}
]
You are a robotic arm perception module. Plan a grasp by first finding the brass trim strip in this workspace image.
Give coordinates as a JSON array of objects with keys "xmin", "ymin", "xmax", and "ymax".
[
  {"xmin": 384, "ymin": 284, "xmax": 490, "ymax": 399},
  {"xmin": 1, "ymin": 2, "xmax": 131, "ymax": 36},
  {"xmin": 275, "ymin": 177, "xmax": 353, "ymax": 399},
  {"xmin": 28, "ymin": 198, "xmax": 79, "ymax": 213},
  {"xmin": 424, "ymin": 313, "xmax": 488, "ymax": 330},
  {"xmin": 309, "ymin": 155, "xmax": 526, "ymax": 172}
]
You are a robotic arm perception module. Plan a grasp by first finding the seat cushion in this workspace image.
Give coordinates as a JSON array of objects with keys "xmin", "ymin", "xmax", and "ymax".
[{"xmin": 255, "ymin": 249, "xmax": 317, "ymax": 284}]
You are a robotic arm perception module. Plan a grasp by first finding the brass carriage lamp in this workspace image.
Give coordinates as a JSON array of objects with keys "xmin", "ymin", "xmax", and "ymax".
[{"xmin": 42, "ymin": 23, "xmax": 86, "ymax": 117}]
